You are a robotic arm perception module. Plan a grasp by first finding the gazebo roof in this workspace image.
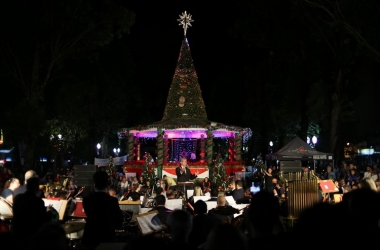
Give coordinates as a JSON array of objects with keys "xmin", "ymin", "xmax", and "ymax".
[{"xmin": 118, "ymin": 117, "xmax": 250, "ymax": 139}]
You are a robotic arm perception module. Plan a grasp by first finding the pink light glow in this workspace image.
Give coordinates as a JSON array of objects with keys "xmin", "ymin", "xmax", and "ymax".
[{"xmin": 134, "ymin": 130, "xmax": 236, "ymax": 138}]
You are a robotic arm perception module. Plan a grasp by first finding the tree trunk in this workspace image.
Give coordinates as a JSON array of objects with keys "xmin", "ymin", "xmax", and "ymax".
[
  {"xmin": 102, "ymin": 135, "xmax": 109, "ymax": 159},
  {"xmin": 329, "ymin": 69, "xmax": 342, "ymax": 156}
]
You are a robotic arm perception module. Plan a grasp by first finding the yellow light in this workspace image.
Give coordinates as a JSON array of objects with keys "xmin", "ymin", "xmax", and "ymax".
[{"xmin": 0, "ymin": 129, "xmax": 3, "ymax": 144}]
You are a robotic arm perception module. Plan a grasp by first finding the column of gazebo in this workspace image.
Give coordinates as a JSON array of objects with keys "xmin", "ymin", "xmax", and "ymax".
[
  {"xmin": 127, "ymin": 133, "xmax": 134, "ymax": 161},
  {"xmin": 206, "ymin": 129, "xmax": 214, "ymax": 177},
  {"xmin": 200, "ymin": 134, "xmax": 205, "ymax": 162},
  {"xmin": 164, "ymin": 134, "xmax": 169, "ymax": 163},
  {"xmin": 228, "ymin": 136, "xmax": 235, "ymax": 161},
  {"xmin": 156, "ymin": 127, "xmax": 164, "ymax": 178},
  {"xmin": 235, "ymin": 132, "xmax": 242, "ymax": 161}
]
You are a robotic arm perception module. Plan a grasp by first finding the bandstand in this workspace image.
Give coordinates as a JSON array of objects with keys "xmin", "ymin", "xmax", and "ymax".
[{"xmin": 117, "ymin": 12, "xmax": 251, "ymax": 180}]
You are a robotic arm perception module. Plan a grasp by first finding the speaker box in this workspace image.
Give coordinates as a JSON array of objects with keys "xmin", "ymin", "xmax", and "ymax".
[{"xmin": 74, "ymin": 165, "xmax": 97, "ymax": 187}]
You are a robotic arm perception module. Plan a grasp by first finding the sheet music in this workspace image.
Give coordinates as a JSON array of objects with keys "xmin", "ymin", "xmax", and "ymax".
[
  {"xmin": 231, "ymin": 204, "xmax": 249, "ymax": 210},
  {"xmin": 193, "ymin": 196, "xmax": 210, "ymax": 203},
  {"xmin": 205, "ymin": 201, "xmax": 217, "ymax": 212},
  {"xmin": 165, "ymin": 199, "xmax": 182, "ymax": 210},
  {"xmin": 225, "ymin": 196, "xmax": 236, "ymax": 205},
  {"xmin": 43, "ymin": 199, "xmax": 62, "ymax": 213},
  {"xmin": 135, "ymin": 212, "xmax": 163, "ymax": 235}
]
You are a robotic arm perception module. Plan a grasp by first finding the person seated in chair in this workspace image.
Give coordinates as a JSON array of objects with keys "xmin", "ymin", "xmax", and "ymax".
[
  {"xmin": 148, "ymin": 194, "xmax": 173, "ymax": 226},
  {"xmin": 208, "ymin": 195, "xmax": 239, "ymax": 223},
  {"xmin": 232, "ymin": 180, "xmax": 245, "ymax": 202},
  {"xmin": 236, "ymin": 187, "xmax": 251, "ymax": 204},
  {"xmin": 166, "ymin": 189, "xmax": 175, "ymax": 199},
  {"xmin": 201, "ymin": 177, "xmax": 212, "ymax": 194}
]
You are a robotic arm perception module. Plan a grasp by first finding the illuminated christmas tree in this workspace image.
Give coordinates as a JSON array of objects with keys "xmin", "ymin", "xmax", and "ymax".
[
  {"xmin": 142, "ymin": 153, "xmax": 156, "ymax": 182},
  {"xmin": 106, "ymin": 155, "xmax": 115, "ymax": 177},
  {"xmin": 212, "ymin": 153, "xmax": 229, "ymax": 191},
  {"xmin": 162, "ymin": 37, "xmax": 207, "ymax": 120}
]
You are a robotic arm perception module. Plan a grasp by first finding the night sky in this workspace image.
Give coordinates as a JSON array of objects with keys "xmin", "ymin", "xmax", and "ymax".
[
  {"xmin": 123, "ymin": 2, "xmax": 248, "ymax": 123},
  {"xmin": 1, "ymin": 0, "xmax": 379, "ymax": 157}
]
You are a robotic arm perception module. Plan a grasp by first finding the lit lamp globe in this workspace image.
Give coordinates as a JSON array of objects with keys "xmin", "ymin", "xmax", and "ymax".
[{"xmin": 312, "ymin": 136, "xmax": 317, "ymax": 145}]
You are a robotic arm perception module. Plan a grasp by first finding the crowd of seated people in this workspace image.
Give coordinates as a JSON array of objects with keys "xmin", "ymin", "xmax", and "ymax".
[{"xmin": 2, "ymin": 163, "xmax": 380, "ymax": 250}]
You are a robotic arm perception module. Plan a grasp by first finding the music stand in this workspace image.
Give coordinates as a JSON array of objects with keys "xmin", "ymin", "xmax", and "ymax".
[
  {"xmin": 134, "ymin": 210, "xmax": 163, "ymax": 236},
  {"xmin": 43, "ymin": 198, "xmax": 69, "ymax": 221},
  {"xmin": 177, "ymin": 182, "xmax": 194, "ymax": 199},
  {"xmin": 318, "ymin": 180, "xmax": 339, "ymax": 203}
]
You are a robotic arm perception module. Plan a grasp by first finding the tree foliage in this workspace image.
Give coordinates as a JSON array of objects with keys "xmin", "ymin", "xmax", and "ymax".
[
  {"xmin": 0, "ymin": 0, "xmax": 136, "ymax": 169},
  {"xmin": 232, "ymin": 0, "xmax": 380, "ymax": 161}
]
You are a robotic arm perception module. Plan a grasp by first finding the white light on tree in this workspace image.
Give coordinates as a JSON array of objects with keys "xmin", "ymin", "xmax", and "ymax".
[
  {"xmin": 307, "ymin": 137, "xmax": 310, "ymax": 144},
  {"xmin": 312, "ymin": 136, "xmax": 317, "ymax": 144},
  {"xmin": 57, "ymin": 134, "xmax": 62, "ymax": 140},
  {"xmin": 269, "ymin": 141, "xmax": 273, "ymax": 147},
  {"xmin": 96, "ymin": 143, "xmax": 101, "ymax": 150}
]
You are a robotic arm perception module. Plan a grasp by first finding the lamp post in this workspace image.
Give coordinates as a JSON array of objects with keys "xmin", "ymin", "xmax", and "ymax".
[
  {"xmin": 96, "ymin": 143, "xmax": 101, "ymax": 156},
  {"xmin": 268, "ymin": 141, "xmax": 274, "ymax": 167},
  {"xmin": 113, "ymin": 148, "xmax": 120, "ymax": 157}
]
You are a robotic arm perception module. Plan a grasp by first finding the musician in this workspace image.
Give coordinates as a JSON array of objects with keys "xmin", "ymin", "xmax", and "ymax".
[
  {"xmin": 148, "ymin": 194, "xmax": 173, "ymax": 226},
  {"xmin": 12, "ymin": 177, "xmax": 49, "ymax": 245},
  {"xmin": 188, "ymin": 200, "xmax": 220, "ymax": 249},
  {"xmin": 176, "ymin": 158, "xmax": 199, "ymax": 183},
  {"xmin": 207, "ymin": 195, "xmax": 239, "ymax": 223},
  {"xmin": 166, "ymin": 189, "xmax": 175, "ymax": 199},
  {"xmin": 82, "ymin": 171, "xmax": 123, "ymax": 250},
  {"xmin": 13, "ymin": 170, "xmax": 44, "ymax": 199},
  {"xmin": 128, "ymin": 183, "xmax": 141, "ymax": 201},
  {"xmin": 119, "ymin": 187, "xmax": 131, "ymax": 201},
  {"xmin": 118, "ymin": 176, "xmax": 129, "ymax": 196},
  {"xmin": 261, "ymin": 167, "xmax": 274, "ymax": 193},
  {"xmin": 108, "ymin": 188, "xmax": 119, "ymax": 200},
  {"xmin": 163, "ymin": 175, "xmax": 177, "ymax": 191},
  {"xmin": 232, "ymin": 180, "xmax": 245, "ymax": 202},
  {"xmin": 1, "ymin": 177, "xmax": 20, "ymax": 203},
  {"xmin": 142, "ymin": 180, "xmax": 153, "ymax": 197},
  {"xmin": 201, "ymin": 177, "xmax": 212, "ymax": 194}
]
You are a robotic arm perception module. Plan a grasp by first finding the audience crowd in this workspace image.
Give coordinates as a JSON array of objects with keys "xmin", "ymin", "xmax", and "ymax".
[{"xmin": 0, "ymin": 161, "xmax": 380, "ymax": 249}]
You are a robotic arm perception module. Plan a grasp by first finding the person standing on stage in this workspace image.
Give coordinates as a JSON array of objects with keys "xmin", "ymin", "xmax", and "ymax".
[{"xmin": 176, "ymin": 158, "xmax": 199, "ymax": 183}]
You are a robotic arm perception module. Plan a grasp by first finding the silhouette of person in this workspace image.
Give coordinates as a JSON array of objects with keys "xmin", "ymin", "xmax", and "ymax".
[{"xmin": 81, "ymin": 171, "xmax": 123, "ymax": 250}]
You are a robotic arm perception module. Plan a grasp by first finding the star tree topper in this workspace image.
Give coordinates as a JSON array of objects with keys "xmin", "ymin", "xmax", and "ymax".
[{"xmin": 177, "ymin": 11, "xmax": 194, "ymax": 36}]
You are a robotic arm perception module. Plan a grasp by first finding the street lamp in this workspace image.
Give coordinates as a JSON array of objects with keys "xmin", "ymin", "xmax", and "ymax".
[
  {"xmin": 269, "ymin": 141, "xmax": 273, "ymax": 155},
  {"xmin": 113, "ymin": 148, "xmax": 120, "ymax": 157},
  {"xmin": 96, "ymin": 143, "xmax": 101, "ymax": 156},
  {"xmin": 312, "ymin": 136, "xmax": 317, "ymax": 145}
]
